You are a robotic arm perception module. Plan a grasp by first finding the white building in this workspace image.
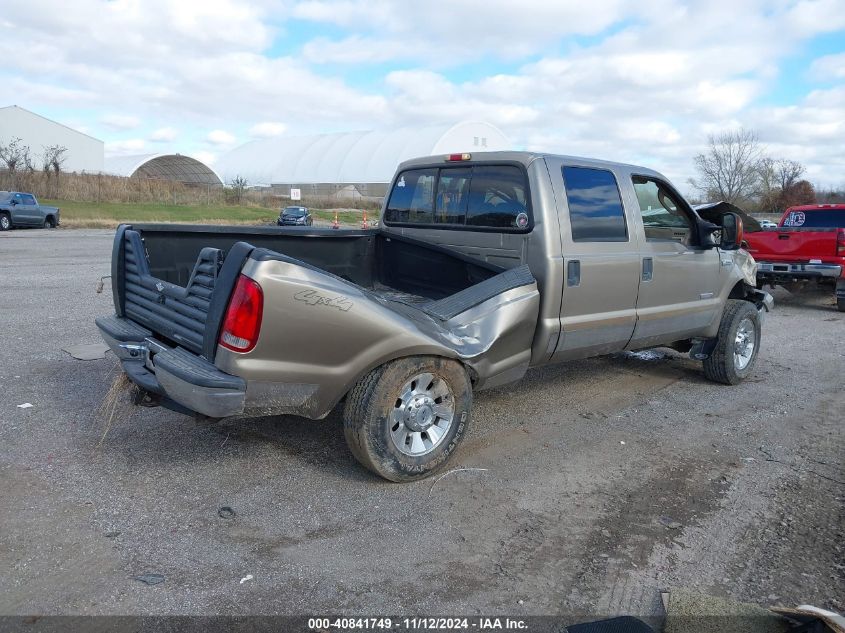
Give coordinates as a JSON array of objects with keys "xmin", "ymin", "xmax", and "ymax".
[
  {"xmin": 0, "ymin": 105, "xmax": 104, "ymax": 174},
  {"xmin": 215, "ymin": 121, "xmax": 511, "ymax": 198}
]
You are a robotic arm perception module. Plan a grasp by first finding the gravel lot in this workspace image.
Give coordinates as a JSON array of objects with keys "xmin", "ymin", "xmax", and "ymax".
[{"xmin": 0, "ymin": 228, "xmax": 842, "ymax": 618}]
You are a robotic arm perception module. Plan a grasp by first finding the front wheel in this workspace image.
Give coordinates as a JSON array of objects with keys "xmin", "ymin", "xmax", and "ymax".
[
  {"xmin": 0, "ymin": 213, "xmax": 10, "ymax": 231},
  {"xmin": 703, "ymin": 299, "xmax": 761, "ymax": 385},
  {"xmin": 343, "ymin": 356, "xmax": 472, "ymax": 482}
]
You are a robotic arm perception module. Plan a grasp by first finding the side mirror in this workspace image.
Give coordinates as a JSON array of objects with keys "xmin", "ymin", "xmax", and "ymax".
[
  {"xmin": 9, "ymin": 199, "xmax": 17, "ymax": 205},
  {"xmin": 720, "ymin": 212, "xmax": 744, "ymax": 250}
]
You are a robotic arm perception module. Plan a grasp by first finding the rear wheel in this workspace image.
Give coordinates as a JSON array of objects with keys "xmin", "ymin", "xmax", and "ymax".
[
  {"xmin": 343, "ymin": 356, "xmax": 472, "ymax": 482},
  {"xmin": 0, "ymin": 213, "xmax": 10, "ymax": 231},
  {"xmin": 837, "ymin": 298, "xmax": 845, "ymax": 312},
  {"xmin": 703, "ymin": 299, "xmax": 761, "ymax": 385}
]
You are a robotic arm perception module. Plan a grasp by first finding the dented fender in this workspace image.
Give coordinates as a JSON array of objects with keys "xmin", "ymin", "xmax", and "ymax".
[{"xmin": 214, "ymin": 257, "xmax": 540, "ymax": 418}]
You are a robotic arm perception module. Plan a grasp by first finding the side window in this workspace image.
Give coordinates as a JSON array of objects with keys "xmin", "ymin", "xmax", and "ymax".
[
  {"xmin": 384, "ymin": 169, "xmax": 437, "ymax": 224},
  {"xmin": 632, "ymin": 176, "xmax": 693, "ymax": 242},
  {"xmin": 435, "ymin": 167, "xmax": 470, "ymax": 224},
  {"xmin": 466, "ymin": 165, "xmax": 528, "ymax": 228},
  {"xmin": 561, "ymin": 166, "xmax": 628, "ymax": 241},
  {"xmin": 23, "ymin": 194, "xmax": 36, "ymax": 205}
]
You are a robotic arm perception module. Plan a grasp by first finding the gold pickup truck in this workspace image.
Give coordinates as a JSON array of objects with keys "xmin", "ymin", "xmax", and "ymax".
[{"xmin": 96, "ymin": 152, "xmax": 772, "ymax": 481}]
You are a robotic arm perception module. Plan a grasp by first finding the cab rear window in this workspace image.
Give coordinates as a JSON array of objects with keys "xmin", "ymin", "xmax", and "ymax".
[
  {"xmin": 384, "ymin": 165, "xmax": 530, "ymax": 231},
  {"xmin": 783, "ymin": 209, "xmax": 845, "ymax": 228}
]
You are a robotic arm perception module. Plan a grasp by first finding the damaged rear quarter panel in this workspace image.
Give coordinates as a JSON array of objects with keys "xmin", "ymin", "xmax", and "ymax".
[{"xmin": 214, "ymin": 257, "xmax": 540, "ymax": 418}]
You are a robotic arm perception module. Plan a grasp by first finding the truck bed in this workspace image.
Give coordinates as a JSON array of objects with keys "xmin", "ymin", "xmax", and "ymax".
[{"xmin": 110, "ymin": 223, "xmax": 536, "ymax": 361}]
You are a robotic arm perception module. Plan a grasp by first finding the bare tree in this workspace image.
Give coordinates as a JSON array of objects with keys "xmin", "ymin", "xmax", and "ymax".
[
  {"xmin": 815, "ymin": 184, "xmax": 845, "ymax": 204},
  {"xmin": 229, "ymin": 175, "xmax": 247, "ymax": 204},
  {"xmin": 41, "ymin": 145, "xmax": 68, "ymax": 197},
  {"xmin": 757, "ymin": 157, "xmax": 810, "ymax": 212},
  {"xmin": 774, "ymin": 159, "xmax": 804, "ymax": 191},
  {"xmin": 0, "ymin": 137, "xmax": 31, "ymax": 189},
  {"xmin": 43, "ymin": 145, "xmax": 67, "ymax": 174},
  {"xmin": 690, "ymin": 129, "xmax": 762, "ymax": 204}
]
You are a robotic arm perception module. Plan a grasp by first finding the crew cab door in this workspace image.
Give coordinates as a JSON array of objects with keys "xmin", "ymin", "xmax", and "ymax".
[
  {"xmin": 624, "ymin": 175, "xmax": 722, "ymax": 349},
  {"xmin": 26, "ymin": 195, "xmax": 45, "ymax": 224},
  {"xmin": 549, "ymin": 162, "xmax": 642, "ymax": 360},
  {"xmin": 11, "ymin": 193, "xmax": 37, "ymax": 225}
]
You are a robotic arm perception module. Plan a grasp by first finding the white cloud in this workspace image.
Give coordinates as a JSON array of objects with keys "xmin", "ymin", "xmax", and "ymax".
[
  {"xmin": 190, "ymin": 150, "xmax": 218, "ymax": 166},
  {"xmin": 206, "ymin": 129, "xmax": 237, "ymax": 145},
  {"xmin": 100, "ymin": 114, "xmax": 141, "ymax": 130},
  {"xmin": 810, "ymin": 52, "xmax": 845, "ymax": 80},
  {"xmin": 150, "ymin": 127, "xmax": 178, "ymax": 142},
  {"xmin": 249, "ymin": 121, "xmax": 287, "ymax": 138},
  {"xmin": 294, "ymin": 0, "xmax": 640, "ymax": 61},
  {"xmin": 104, "ymin": 138, "xmax": 146, "ymax": 155}
]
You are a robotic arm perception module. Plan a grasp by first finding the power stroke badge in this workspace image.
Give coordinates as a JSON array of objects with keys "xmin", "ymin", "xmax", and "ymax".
[{"xmin": 293, "ymin": 289, "xmax": 354, "ymax": 312}]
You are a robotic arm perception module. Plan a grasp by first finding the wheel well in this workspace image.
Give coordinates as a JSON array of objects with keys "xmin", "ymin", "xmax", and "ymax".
[
  {"xmin": 342, "ymin": 353, "xmax": 473, "ymax": 408},
  {"xmin": 728, "ymin": 281, "xmax": 749, "ymax": 300}
]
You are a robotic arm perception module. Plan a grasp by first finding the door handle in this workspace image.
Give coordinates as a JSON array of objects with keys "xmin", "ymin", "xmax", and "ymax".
[
  {"xmin": 778, "ymin": 234, "xmax": 790, "ymax": 240},
  {"xmin": 567, "ymin": 260, "xmax": 580, "ymax": 287},
  {"xmin": 642, "ymin": 257, "xmax": 653, "ymax": 281}
]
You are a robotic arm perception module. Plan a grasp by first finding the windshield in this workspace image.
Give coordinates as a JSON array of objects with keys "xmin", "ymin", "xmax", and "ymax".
[
  {"xmin": 782, "ymin": 209, "xmax": 845, "ymax": 228},
  {"xmin": 284, "ymin": 207, "xmax": 306, "ymax": 217}
]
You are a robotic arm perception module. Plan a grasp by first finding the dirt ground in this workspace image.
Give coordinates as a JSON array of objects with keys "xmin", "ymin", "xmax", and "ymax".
[{"xmin": 0, "ymin": 229, "xmax": 842, "ymax": 619}]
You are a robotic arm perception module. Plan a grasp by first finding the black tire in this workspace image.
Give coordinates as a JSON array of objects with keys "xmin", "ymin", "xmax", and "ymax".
[
  {"xmin": 43, "ymin": 216, "xmax": 56, "ymax": 229},
  {"xmin": 837, "ymin": 298, "xmax": 845, "ymax": 313},
  {"xmin": 343, "ymin": 356, "xmax": 472, "ymax": 482},
  {"xmin": 703, "ymin": 299, "xmax": 761, "ymax": 385},
  {"xmin": 0, "ymin": 213, "xmax": 10, "ymax": 231}
]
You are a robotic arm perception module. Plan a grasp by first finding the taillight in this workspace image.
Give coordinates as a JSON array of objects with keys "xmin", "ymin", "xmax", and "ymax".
[
  {"xmin": 837, "ymin": 228, "xmax": 845, "ymax": 256},
  {"xmin": 736, "ymin": 217, "xmax": 744, "ymax": 247},
  {"xmin": 219, "ymin": 275, "xmax": 263, "ymax": 353}
]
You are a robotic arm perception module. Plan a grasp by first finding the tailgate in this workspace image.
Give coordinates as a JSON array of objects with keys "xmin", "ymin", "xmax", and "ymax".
[
  {"xmin": 114, "ymin": 226, "xmax": 252, "ymax": 358},
  {"xmin": 745, "ymin": 229, "xmax": 838, "ymax": 262}
]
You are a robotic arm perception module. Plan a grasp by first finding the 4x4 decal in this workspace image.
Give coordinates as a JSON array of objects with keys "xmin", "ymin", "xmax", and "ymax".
[{"xmin": 293, "ymin": 289, "xmax": 353, "ymax": 312}]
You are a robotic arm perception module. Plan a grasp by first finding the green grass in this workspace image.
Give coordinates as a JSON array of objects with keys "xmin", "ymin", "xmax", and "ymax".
[{"xmin": 43, "ymin": 199, "xmax": 372, "ymax": 228}]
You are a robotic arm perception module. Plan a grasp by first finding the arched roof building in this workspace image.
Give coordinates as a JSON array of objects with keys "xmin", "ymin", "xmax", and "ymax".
[
  {"xmin": 104, "ymin": 153, "xmax": 222, "ymax": 185},
  {"xmin": 215, "ymin": 121, "xmax": 510, "ymax": 187}
]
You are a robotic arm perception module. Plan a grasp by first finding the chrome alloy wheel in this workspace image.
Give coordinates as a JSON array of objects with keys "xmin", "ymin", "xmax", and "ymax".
[
  {"xmin": 389, "ymin": 372, "xmax": 454, "ymax": 456},
  {"xmin": 733, "ymin": 317, "xmax": 756, "ymax": 371}
]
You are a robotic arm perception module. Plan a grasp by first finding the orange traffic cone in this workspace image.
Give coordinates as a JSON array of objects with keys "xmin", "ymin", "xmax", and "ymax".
[
  {"xmin": 332, "ymin": 210, "xmax": 339, "ymax": 229},
  {"xmin": 361, "ymin": 210, "xmax": 368, "ymax": 229}
]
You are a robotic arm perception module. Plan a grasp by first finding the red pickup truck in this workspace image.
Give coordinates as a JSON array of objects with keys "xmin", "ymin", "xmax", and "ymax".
[{"xmin": 744, "ymin": 204, "xmax": 845, "ymax": 311}]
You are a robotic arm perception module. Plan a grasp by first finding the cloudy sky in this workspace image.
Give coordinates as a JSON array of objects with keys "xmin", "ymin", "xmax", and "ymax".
[{"xmin": 2, "ymin": 0, "xmax": 844, "ymax": 190}]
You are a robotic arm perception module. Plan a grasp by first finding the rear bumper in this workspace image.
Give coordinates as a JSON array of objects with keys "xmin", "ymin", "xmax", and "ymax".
[
  {"xmin": 96, "ymin": 314, "xmax": 246, "ymax": 418},
  {"xmin": 757, "ymin": 261, "xmax": 843, "ymax": 280}
]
